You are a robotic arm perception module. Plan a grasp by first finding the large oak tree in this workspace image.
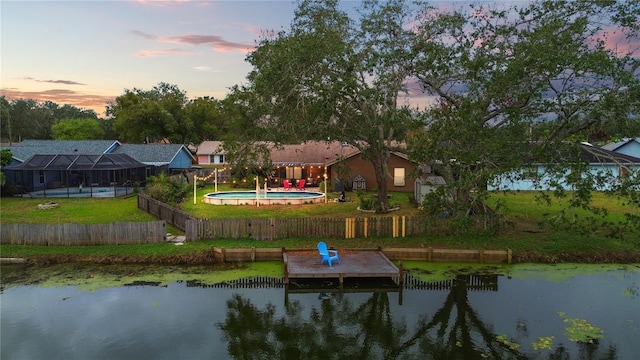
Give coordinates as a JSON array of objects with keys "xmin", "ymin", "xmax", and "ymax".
[
  {"xmin": 227, "ymin": 0, "xmax": 423, "ymax": 211},
  {"xmin": 408, "ymin": 0, "xmax": 640, "ymax": 234}
]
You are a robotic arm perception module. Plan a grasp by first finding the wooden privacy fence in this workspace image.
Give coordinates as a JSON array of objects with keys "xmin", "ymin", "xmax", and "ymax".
[
  {"xmin": 0, "ymin": 221, "xmax": 167, "ymax": 246},
  {"xmin": 137, "ymin": 193, "xmax": 197, "ymax": 231},
  {"xmin": 185, "ymin": 215, "xmax": 496, "ymax": 241}
]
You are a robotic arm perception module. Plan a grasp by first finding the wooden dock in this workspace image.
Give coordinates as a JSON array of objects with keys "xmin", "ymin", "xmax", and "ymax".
[{"xmin": 283, "ymin": 249, "xmax": 403, "ymax": 286}]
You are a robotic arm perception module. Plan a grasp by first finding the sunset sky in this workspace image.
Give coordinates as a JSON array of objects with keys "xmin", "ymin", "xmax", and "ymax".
[
  {"xmin": 2, "ymin": 1, "xmax": 637, "ymax": 117},
  {"xmin": 2, "ymin": 0, "xmax": 309, "ymax": 116}
]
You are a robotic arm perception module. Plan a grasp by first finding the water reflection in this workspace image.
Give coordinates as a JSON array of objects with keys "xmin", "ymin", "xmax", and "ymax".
[
  {"xmin": 1, "ymin": 264, "xmax": 638, "ymax": 360},
  {"xmin": 218, "ymin": 275, "xmax": 620, "ymax": 359}
]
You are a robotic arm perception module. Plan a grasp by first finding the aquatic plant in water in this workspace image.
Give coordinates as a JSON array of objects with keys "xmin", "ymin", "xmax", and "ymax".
[
  {"xmin": 495, "ymin": 334, "xmax": 520, "ymax": 350},
  {"xmin": 557, "ymin": 312, "xmax": 603, "ymax": 343},
  {"xmin": 532, "ymin": 336, "xmax": 554, "ymax": 350}
]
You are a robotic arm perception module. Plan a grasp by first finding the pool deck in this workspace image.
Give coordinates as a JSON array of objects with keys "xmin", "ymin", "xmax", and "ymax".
[{"xmin": 283, "ymin": 249, "xmax": 403, "ymax": 285}]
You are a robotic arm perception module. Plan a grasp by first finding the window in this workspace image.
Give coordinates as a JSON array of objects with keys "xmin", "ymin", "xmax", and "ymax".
[
  {"xmin": 521, "ymin": 165, "xmax": 539, "ymax": 180},
  {"xmin": 209, "ymin": 154, "xmax": 225, "ymax": 164},
  {"xmin": 393, "ymin": 168, "xmax": 405, "ymax": 186}
]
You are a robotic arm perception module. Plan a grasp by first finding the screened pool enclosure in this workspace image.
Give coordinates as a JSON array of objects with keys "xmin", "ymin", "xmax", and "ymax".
[{"xmin": 3, "ymin": 153, "xmax": 149, "ymax": 198}]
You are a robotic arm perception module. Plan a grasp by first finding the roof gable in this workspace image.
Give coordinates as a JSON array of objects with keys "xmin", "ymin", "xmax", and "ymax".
[{"xmin": 113, "ymin": 144, "xmax": 195, "ymax": 165}]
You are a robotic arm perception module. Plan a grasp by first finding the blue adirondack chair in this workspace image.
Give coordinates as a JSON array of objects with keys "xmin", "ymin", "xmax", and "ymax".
[{"xmin": 317, "ymin": 241, "xmax": 340, "ymax": 267}]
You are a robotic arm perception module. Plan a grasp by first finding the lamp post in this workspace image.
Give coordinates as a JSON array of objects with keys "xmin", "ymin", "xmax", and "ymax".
[
  {"xmin": 256, "ymin": 176, "xmax": 260, "ymax": 207},
  {"xmin": 214, "ymin": 168, "xmax": 218, "ymax": 192},
  {"xmin": 324, "ymin": 167, "xmax": 328, "ymax": 203},
  {"xmin": 193, "ymin": 174, "xmax": 197, "ymax": 204}
]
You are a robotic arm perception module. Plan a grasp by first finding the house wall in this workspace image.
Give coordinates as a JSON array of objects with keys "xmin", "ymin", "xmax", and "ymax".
[
  {"xmin": 489, "ymin": 164, "xmax": 636, "ymax": 191},
  {"xmin": 169, "ymin": 150, "xmax": 196, "ymax": 169},
  {"xmin": 197, "ymin": 155, "xmax": 210, "ymax": 164},
  {"xmin": 334, "ymin": 153, "xmax": 417, "ymax": 192},
  {"xmin": 614, "ymin": 141, "xmax": 640, "ymax": 158}
]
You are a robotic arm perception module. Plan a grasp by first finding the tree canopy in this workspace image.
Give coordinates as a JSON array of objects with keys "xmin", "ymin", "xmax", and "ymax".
[
  {"xmin": 108, "ymin": 83, "xmax": 227, "ymax": 147},
  {"xmin": 108, "ymin": 83, "xmax": 190, "ymax": 144},
  {"xmin": 228, "ymin": 0, "xmax": 638, "ymax": 232},
  {"xmin": 52, "ymin": 118, "xmax": 105, "ymax": 140},
  {"xmin": 407, "ymin": 0, "xmax": 640, "ymax": 234},
  {"xmin": 0, "ymin": 97, "xmax": 100, "ymax": 143}
]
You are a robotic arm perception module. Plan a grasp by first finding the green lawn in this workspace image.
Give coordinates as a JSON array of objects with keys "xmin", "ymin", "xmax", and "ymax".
[
  {"xmin": 180, "ymin": 185, "xmax": 419, "ymax": 219},
  {"xmin": 0, "ymin": 196, "xmax": 156, "ymax": 224},
  {"xmin": 1, "ymin": 189, "xmax": 639, "ymax": 261}
]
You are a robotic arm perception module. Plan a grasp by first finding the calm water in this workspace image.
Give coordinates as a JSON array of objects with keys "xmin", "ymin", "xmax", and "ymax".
[{"xmin": 1, "ymin": 263, "xmax": 638, "ymax": 359}]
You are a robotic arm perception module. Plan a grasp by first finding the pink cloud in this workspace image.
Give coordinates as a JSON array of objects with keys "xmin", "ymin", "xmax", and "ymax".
[
  {"xmin": 134, "ymin": 48, "xmax": 196, "ymax": 58},
  {"xmin": 132, "ymin": 30, "xmax": 252, "ymax": 53},
  {"xmin": 596, "ymin": 26, "xmax": 640, "ymax": 57},
  {"xmin": 160, "ymin": 34, "xmax": 252, "ymax": 52},
  {"xmin": 134, "ymin": 0, "xmax": 190, "ymax": 7}
]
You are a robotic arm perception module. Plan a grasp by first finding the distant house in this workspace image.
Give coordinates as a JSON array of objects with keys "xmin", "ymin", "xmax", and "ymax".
[
  {"xmin": 1, "ymin": 140, "xmax": 195, "ymax": 193},
  {"xmin": 196, "ymin": 141, "xmax": 226, "ymax": 165},
  {"xmin": 489, "ymin": 143, "xmax": 640, "ymax": 191},
  {"xmin": 602, "ymin": 138, "xmax": 640, "ymax": 158},
  {"xmin": 196, "ymin": 140, "xmax": 420, "ymax": 193}
]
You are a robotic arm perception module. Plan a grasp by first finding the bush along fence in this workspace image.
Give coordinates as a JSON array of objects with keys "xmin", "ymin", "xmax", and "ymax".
[
  {"xmin": 137, "ymin": 193, "xmax": 197, "ymax": 231},
  {"xmin": 136, "ymin": 193, "xmax": 498, "ymax": 241},
  {"xmin": 0, "ymin": 221, "xmax": 167, "ymax": 246}
]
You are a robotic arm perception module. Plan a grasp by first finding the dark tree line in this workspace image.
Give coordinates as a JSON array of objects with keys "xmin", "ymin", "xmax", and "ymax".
[{"xmin": 0, "ymin": 96, "xmax": 116, "ymax": 143}]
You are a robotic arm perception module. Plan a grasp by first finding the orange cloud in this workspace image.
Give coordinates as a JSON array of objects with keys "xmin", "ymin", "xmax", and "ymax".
[{"xmin": 0, "ymin": 88, "xmax": 114, "ymax": 117}]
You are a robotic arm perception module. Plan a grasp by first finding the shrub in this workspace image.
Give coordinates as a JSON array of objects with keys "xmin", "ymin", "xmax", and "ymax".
[{"xmin": 144, "ymin": 173, "xmax": 190, "ymax": 206}]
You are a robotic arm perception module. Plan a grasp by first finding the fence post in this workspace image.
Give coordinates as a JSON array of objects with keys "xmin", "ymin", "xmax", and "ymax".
[{"xmin": 364, "ymin": 218, "xmax": 368, "ymax": 238}]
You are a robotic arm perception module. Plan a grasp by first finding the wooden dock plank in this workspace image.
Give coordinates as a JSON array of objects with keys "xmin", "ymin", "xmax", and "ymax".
[{"xmin": 284, "ymin": 250, "xmax": 400, "ymax": 283}]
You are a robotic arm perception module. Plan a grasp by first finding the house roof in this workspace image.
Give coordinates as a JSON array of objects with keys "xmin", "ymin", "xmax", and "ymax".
[
  {"xmin": 196, "ymin": 141, "xmax": 225, "ymax": 155},
  {"xmin": 112, "ymin": 144, "xmax": 195, "ymax": 166},
  {"xmin": 602, "ymin": 138, "xmax": 640, "ymax": 151},
  {"xmin": 10, "ymin": 153, "xmax": 146, "ymax": 171},
  {"xmin": 5, "ymin": 140, "xmax": 121, "ymax": 163},
  {"xmin": 580, "ymin": 143, "xmax": 640, "ymax": 165},
  {"xmin": 269, "ymin": 141, "xmax": 361, "ymax": 166}
]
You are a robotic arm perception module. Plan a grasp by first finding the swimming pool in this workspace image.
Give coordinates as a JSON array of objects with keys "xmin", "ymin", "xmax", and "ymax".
[{"xmin": 203, "ymin": 190, "xmax": 325, "ymax": 205}]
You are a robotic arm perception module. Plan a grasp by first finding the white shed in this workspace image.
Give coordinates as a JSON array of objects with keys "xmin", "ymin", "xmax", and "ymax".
[{"xmin": 414, "ymin": 176, "xmax": 446, "ymax": 204}]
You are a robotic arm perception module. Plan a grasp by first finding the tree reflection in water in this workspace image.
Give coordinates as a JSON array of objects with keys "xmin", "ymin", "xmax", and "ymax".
[{"xmin": 217, "ymin": 275, "xmax": 617, "ymax": 359}]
